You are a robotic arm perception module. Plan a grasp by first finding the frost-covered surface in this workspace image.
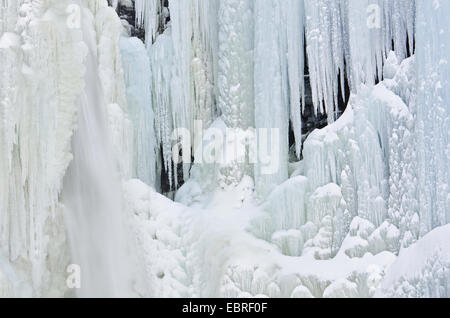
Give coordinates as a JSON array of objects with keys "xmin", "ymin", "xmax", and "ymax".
[
  {"xmin": 127, "ymin": 176, "xmax": 398, "ymax": 298},
  {"xmin": 416, "ymin": 0, "xmax": 450, "ymax": 232},
  {"xmin": 378, "ymin": 224, "xmax": 450, "ymax": 298}
]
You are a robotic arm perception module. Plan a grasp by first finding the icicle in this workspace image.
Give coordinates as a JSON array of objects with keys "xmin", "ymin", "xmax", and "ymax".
[
  {"xmin": 254, "ymin": 0, "xmax": 290, "ymax": 196},
  {"xmin": 283, "ymin": 0, "xmax": 305, "ymax": 159},
  {"xmin": 169, "ymin": 0, "xmax": 193, "ymax": 183},
  {"xmin": 148, "ymin": 33, "xmax": 174, "ymax": 189},
  {"xmin": 304, "ymin": 0, "xmax": 416, "ymax": 122},
  {"xmin": 135, "ymin": 0, "xmax": 160, "ymax": 44},
  {"xmin": 304, "ymin": 0, "xmax": 346, "ymax": 123},
  {"xmin": 120, "ymin": 36, "xmax": 157, "ymax": 187}
]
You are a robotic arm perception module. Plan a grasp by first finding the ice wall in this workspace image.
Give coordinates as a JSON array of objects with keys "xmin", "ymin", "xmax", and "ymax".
[
  {"xmin": 135, "ymin": 0, "xmax": 160, "ymax": 43},
  {"xmin": 0, "ymin": 0, "xmax": 135, "ymax": 297},
  {"xmin": 416, "ymin": 0, "xmax": 450, "ymax": 233},
  {"xmin": 141, "ymin": 0, "xmax": 220, "ymax": 189}
]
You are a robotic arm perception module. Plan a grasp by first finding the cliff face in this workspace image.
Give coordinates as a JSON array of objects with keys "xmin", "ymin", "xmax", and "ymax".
[{"xmin": 117, "ymin": 1, "xmax": 145, "ymax": 40}]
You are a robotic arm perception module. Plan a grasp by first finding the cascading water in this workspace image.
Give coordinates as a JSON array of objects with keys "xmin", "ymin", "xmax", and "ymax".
[{"xmin": 62, "ymin": 38, "xmax": 133, "ymax": 298}]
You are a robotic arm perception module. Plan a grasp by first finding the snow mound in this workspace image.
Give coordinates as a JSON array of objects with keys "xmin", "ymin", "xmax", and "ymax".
[{"xmin": 379, "ymin": 225, "xmax": 450, "ymax": 298}]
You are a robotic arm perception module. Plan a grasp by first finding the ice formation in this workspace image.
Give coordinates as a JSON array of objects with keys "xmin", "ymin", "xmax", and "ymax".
[
  {"xmin": 1, "ymin": 0, "xmax": 449, "ymax": 298},
  {"xmin": 416, "ymin": 0, "xmax": 450, "ymax": 232}
]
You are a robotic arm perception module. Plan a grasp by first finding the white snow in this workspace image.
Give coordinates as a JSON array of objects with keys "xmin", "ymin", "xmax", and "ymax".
[{"xmin": 379, "ymin": 224, "xmax": 450, "ymax": 298}]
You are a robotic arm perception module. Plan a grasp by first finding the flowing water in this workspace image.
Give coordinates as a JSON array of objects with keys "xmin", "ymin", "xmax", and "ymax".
[{"xmin": 62, "ymin": 44, "xmax": 133, "ymax": 298}]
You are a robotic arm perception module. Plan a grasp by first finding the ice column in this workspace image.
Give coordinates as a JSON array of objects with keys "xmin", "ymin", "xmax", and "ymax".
[
  {"xmin": 284, "ymin": 0, "xmax": 305, "ymax": 158},
  {"xmin": 135, "ymin": 0, "xmax": 160, "ymax": 43},
  {"xmin": 254, "ymin": 0, "xmax": 290, "ymax": 197},
  {"xmin": 217, "ymin": 0, "xmax": 255, "ymax": 183}
]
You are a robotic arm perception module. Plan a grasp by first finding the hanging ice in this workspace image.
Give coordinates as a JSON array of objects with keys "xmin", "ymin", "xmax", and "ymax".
[{"xmin": 304, "ymin": 0, "xmax": 416, "ymax": 122}]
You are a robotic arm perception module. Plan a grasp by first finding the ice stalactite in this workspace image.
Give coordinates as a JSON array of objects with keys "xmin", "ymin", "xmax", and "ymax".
[
  {"xmin": 347, "ymin": 0, "xmax": 383, "ymax": 89},
  {"xmin": 346, "ymin": 0, "xmax": 415, "ymax": 91},
  {"xmin": 136, "ymin": 0, "xmax": 176, "ymax": 189},
  {"xmin": 416, "ymin": 0, "xmax": 450, "ymax": 233},
  {"xmin": 135, "ymin": 0, "xmax": 160, "ymax": 43},
  {"xmin": 141, "ymin": 1, "xmax": 220, "ymax": 190},
  {"xmin": 304, "ymin": 0, "xmax": 416, "ymax": 123},
  {"xmin": 120, "ymin": 36, "xmax": 157, "ymax": 187},
  {"xmin": 304, "ymin": 0, "xmax": 347, "ymax": 123},
  {"xmin": 284, "ymin": 0, "xmax": 305, "ymax": 159},
  {"xmin": 168, "ymin": 0, "xmax": 194, "ymax": 183}
]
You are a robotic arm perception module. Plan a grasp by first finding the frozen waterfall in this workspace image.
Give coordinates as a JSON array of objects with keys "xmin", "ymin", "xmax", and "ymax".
[{"xmin": 0, "ymin": 0, "xmax": 449, "ymax": 299}]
